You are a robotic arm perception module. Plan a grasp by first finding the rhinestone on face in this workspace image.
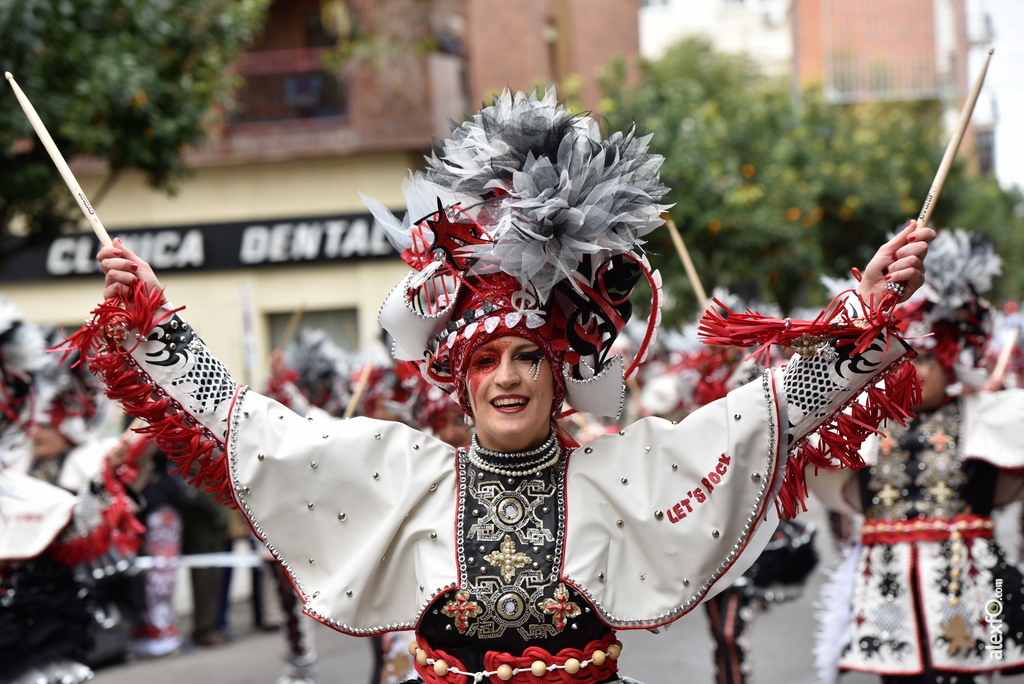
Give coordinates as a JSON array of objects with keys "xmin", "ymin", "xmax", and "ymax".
[
  {"xmin": 430, "ymin": 532, "xmax": 437, "ymax": 540},
  {"xmin": 671, "ymin": 464, "xmax": 678, "ymax": 471},
  {"xmin": 733, "ymin": 414, "xmax": 742, "ymax": 421},
  {"xmin": 346, "ymin": 590, "xmax": 353, "ymax": 597},
  {"xmin": 372, "ymin": 472, "xmax": 379, "ymax": 480},
  {"xmin": 338, "ymin": 513, "xmax": 347, "ymax": 522},
  {"xmin": 310, "ymin": 461, "xmax": 317, "ymax": 469},
  {"xmin": 712, "ymin": 529, "xmax": 720, "ymax": 538},
  {"xmin": 598, "ymin": 573, "xmax": 605, "ymax": 582},
  {"xmin": 751, "ymin": 473, "xmax": 762, "ymax": 482},
  {"xmin": 616, "ymin": 520, "xmax": 624, "ymax": 528},
  {"xmin": 309, "ymin": 558, "xmax": 315, "ymax": 565},
  {"xmin": 620, "ymin": 478, "xmax": 628, "ymax": 485},
  {"xmin": 654, "ymin": 510, "xmax": 664, "ymax": 520},
  {"xmin": 257, "ymin": 453, "xmax": 264, "ymax": 461},
  {"xmin": 307, "ymin": 503, "xmax": 315, "ymax": 510}
]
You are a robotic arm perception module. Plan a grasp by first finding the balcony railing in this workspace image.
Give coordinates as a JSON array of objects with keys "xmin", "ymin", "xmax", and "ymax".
[{"xmin": 230, "ymin": 48, "xmax": 346, "ymax": 125}]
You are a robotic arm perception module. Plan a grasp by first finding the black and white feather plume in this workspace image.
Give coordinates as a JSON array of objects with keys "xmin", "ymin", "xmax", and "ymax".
[
  {"xmin": 32, "ymin": 327, "xmax": 111, "ymax": 445},
  {"xmin": 907, "ymin": 227, "xmax": 1001, "ymax": 320},
  {"xmin": 0, "ymin": 296, "xmax": 46, "ymax": 443},
  {"xmin": 283, "ymin": 329, "xmax": 353, "ymax": 416},
  {"xmin": 365, "ymin": 88, "xmax": 671, "ymax": 303}
]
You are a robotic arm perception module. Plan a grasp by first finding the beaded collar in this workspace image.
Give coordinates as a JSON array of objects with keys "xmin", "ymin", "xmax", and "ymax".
[{"xmin": 466, "ymin": 429, "xmax": 560, "ymax": 477}]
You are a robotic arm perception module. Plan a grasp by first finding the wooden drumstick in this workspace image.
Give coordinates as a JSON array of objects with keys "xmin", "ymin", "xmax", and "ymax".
[
  {"xmin": 5, "ymin": 72, "xmax": 112, "ymax": 247},
  {"xmin": 915, "ymin": 49, "xmax": 994, "ymax": 232}
]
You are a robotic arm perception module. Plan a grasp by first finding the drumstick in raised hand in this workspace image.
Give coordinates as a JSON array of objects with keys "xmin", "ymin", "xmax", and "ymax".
[
  {"xmin": 5, "ymin": 71, "xmax": 112, "ymax": 247},
  {"xmin": 915, "ymin": 49, "xmax": 994, "ymax": 233}
]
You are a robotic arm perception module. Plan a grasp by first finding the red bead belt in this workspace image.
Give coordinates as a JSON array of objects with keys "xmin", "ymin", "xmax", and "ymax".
[
  {"xmin": 411, "ymin": 631, "xmax": 620, "ymax": 683},
  {"xmin": 860, "ymin": 513, "xmax": 993, "ymax": 544}
]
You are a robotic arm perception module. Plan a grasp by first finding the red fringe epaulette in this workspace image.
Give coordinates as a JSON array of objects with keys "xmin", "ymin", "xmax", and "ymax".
[
  {"xmin": 53, "ymin": 283, "xmax": 236, "ymax": 508},
  {"xmin": 698, "ymin": 290, "xmax": 921, "ymax": 519},
  {"xmin": 698, "ymin": 291, "xmax": 897, "ymax": 366}
]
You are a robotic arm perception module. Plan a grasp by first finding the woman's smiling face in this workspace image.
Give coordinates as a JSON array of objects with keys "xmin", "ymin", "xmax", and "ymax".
[{"xmin": 466, "ymin": 336, "xmax": 555, "ymax": 452}]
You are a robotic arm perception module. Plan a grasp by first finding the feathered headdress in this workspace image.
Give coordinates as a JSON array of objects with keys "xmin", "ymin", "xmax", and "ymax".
[
  {"xmin": 0, "ymin": 296, "xmax": 46, "ymax": 443},
  {"xmin": 281, "ymin": 329, "xmax": 353, "ymax": 417},
  {"xmin": 34, "ymin": 327, "xmax": 111, "ymax": 445},
  {"xmin": 368, "ymin": 89, "xmax": 670, "ymax": 417},
  {"xmin": 897, "ymin": 228, "xmax": 1001, "ymax": 378}
]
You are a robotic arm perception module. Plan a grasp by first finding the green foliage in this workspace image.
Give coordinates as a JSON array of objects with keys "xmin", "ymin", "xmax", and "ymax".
[
  {"xmin": 0, "ymin": 0, "xmax": 269, "ymax": 245},
  {"xmin": 600, "ymin": 38, "xmax": 1024, "ymax": 321}
]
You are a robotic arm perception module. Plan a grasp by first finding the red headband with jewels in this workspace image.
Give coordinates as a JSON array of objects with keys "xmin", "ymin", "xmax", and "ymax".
[{"xmin": 377, "ymin": 203, "xmax": 663, "ymax": 419}]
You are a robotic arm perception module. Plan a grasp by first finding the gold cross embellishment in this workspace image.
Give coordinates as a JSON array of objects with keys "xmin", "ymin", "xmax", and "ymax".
[
  {"xmin": 540, "ymin": 583, "xmax": 582, "ymax": 632},
  {"xmin": 928, "ymin": 429, "xmax": 953, "ymax": 454},
  {"xmin": 484, "ymin": 534, "xmax": 531, "ymax": 583},
  {"xmin": 441, "ymin": 589, "xmax": 483, "ymax": 634},
  {"xmin": 877, "ymin": 483, "xmax": 901, "ymax": 508},
  {"xmin": 928, "ymin": 480, "xmax": 955, "ymax": 506}
]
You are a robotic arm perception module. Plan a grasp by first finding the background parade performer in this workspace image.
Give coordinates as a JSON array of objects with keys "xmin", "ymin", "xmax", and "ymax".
[
  {"xmin": 0, "ymin": 297, "xmax": 144, "ymax": 684},
  {"xmin": 70, "ymin": 89, "xmax": 932, "ymax": 684},
  {"xmin": 813, "ymin": 229, "xmax": 1024, "ymax": 683}
]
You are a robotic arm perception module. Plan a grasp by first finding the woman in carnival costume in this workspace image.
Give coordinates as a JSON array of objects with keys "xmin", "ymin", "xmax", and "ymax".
[
  {"xmin": 813, "ymin": 229, "xmax": 1024, "ymax": 684},
  {"xmin": 74, "ymin": 89, "xmax": 933, "ymax": 683},
  {"xmin": 0, "ymin": 297, "xmax": 144, "ymax": 684}
]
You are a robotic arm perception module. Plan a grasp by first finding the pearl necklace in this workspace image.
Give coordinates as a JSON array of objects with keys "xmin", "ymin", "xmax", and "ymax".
[
  {"xmin": 467, "ymin": 432, "xmax": 561, "ymax": 477},
  {"xmin": 472, "ymin": 430, "xmax": 556, "ymax": 460}
]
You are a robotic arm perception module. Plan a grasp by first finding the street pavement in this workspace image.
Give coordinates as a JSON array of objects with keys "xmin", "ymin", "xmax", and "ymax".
[{"xmin": 93, "ymin": 503, "xmax": 1024, "ymax": 684}]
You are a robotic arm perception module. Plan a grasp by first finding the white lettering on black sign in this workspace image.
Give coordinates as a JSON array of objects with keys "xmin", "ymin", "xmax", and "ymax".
[
  {"xmin": 31, "ymin": 213, "xmax": 395, "ymax": 280},
  {"xmin": 45, "ymin": 230, "xmax": 206, "ymax": 276},
  {"xmin": 238, "ymin": 218, "xmax": 391, "ymax": 264}
]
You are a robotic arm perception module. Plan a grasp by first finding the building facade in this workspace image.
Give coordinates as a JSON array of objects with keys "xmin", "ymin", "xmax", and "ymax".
[{"xmin": 2, "ymin": 0, "xmax": 641, "ymax": 384}]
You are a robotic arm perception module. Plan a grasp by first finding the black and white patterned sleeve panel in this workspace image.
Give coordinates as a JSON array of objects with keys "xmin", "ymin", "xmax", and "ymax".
[
  {"xmin": 782, "ymin": 328, "xmax": 911, "ymax": 447},
  {"xmin": 132, "ymin": 313, "xmax": 238, "ymax": 441}
]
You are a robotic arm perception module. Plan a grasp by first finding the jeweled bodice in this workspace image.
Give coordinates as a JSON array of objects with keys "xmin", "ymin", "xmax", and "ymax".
[
  {"xmin": 859, "ymin": 400, "xmax": 998, "ymax": 520},
  {"xmin": 416, "ymin": 447, "xmax": 610, "ymax": 672}
]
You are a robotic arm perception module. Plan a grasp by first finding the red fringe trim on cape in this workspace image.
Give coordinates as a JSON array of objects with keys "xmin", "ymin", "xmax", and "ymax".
[
  {"xmin": 53, "ymin": 283, "xmax": 236, "ymax": 508},
  {"xmin": 698, "ymin": 289, "xmax": 921, "ymax": 519},
  {"xmin": 776, "ymin": 361, "xmax": 920, "ymax": 519}
]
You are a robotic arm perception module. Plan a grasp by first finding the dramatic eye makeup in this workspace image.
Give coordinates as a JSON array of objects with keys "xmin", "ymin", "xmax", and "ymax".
[
  {"xmin": 515, "ymin": 348, "xmax": 546, "ymax": 380},
  {"xmin": 514, "ymin": 349, "xmax": 545, "ymax": 363}
]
